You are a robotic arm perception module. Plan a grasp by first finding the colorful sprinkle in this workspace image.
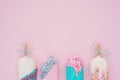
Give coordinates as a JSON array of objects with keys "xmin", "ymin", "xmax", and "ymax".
[
  {"xmin": 21, "ymin": 69, "xmax": 37, "ymax": 80},
  {"xmin": 66, "ymin": 56, "xmax": 83, "ymax": 75},
  {"xmin": 41, "ymin": 56, "xmax": 57, "ymax": 80}
]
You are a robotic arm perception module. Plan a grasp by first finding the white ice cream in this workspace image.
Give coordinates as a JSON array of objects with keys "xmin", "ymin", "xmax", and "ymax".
[
  {"xmin": 18, "ymin": 56, "xmax": 36, "ymax": 79},
  {"xmin": 90, "ymin": 56, "xmax": 108, "ymax": 74}
]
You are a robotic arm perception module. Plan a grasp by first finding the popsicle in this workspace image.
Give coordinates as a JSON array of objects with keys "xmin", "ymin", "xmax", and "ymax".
[
  {"xmin": 41, "ymin": 56, "xmax": 58, "ymax": 80},
  {"xmin": 90, "ymin": 44, "xmax": 109, "ymax": 80},
  {"xmin": 18, "ymin": 44, "xmax": 37, "ymax": 80},
  {"xmin": 66, "ymin": 56, "xmax": 84, "ymax": 80}
]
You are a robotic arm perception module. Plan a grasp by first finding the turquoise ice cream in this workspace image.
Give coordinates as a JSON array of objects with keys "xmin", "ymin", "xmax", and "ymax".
[{"xmin": 66, "ymin": 57, "xmax": 84, "ymax": 80}]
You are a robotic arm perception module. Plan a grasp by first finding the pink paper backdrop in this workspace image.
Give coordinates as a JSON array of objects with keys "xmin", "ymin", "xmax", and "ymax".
[{"xmin": 0, "ymin": 0, "xmax": 120, "ymax": 80}]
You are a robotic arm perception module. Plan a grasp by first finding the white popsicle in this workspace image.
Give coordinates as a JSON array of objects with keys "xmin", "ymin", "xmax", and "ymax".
[
  {"xmin": 18, "ymin": 44, "xmax": 37, "ymax": 80},
  {"xmin": 90, "ymin": 44, "xmax": 109, "ymax": 80}
]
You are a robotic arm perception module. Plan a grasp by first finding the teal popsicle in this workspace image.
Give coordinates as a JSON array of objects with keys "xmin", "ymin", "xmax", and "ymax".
[{"xmin": 66, "ymin": 57, "xmax": 84, "ymax": 80}]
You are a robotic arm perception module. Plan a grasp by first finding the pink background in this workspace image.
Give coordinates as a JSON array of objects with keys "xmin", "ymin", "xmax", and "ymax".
[{"xmin": 0, "ymin": 0, "xmax": 120, "ymax": 80}]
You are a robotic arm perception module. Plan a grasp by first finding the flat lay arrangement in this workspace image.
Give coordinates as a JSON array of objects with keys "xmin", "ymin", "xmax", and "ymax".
[{"xmin": 18, "ymin": 43, "xmax": 109, "ymax": 80}]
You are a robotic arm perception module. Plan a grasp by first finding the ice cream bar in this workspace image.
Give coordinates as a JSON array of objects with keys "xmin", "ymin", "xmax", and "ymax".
[
  {"xmin": 90, "ymin": 44, "xmax": 109, "ymax": 80},
  {"xmin": 41, "ymin": 56, "xmax": 58, "ymax": 80},
  {"xmin": 18, "ymin": 44, "xmax": 37, "ymax": 80},
  {"xmin": 66, "ymin": 56, "xmax": 84, "ymax": 80}
]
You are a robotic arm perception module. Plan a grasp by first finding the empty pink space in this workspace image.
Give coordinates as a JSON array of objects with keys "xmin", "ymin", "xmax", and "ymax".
[{"xmin": 0, "ymin": 0, "xmax": 120, "ymax": 80}]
